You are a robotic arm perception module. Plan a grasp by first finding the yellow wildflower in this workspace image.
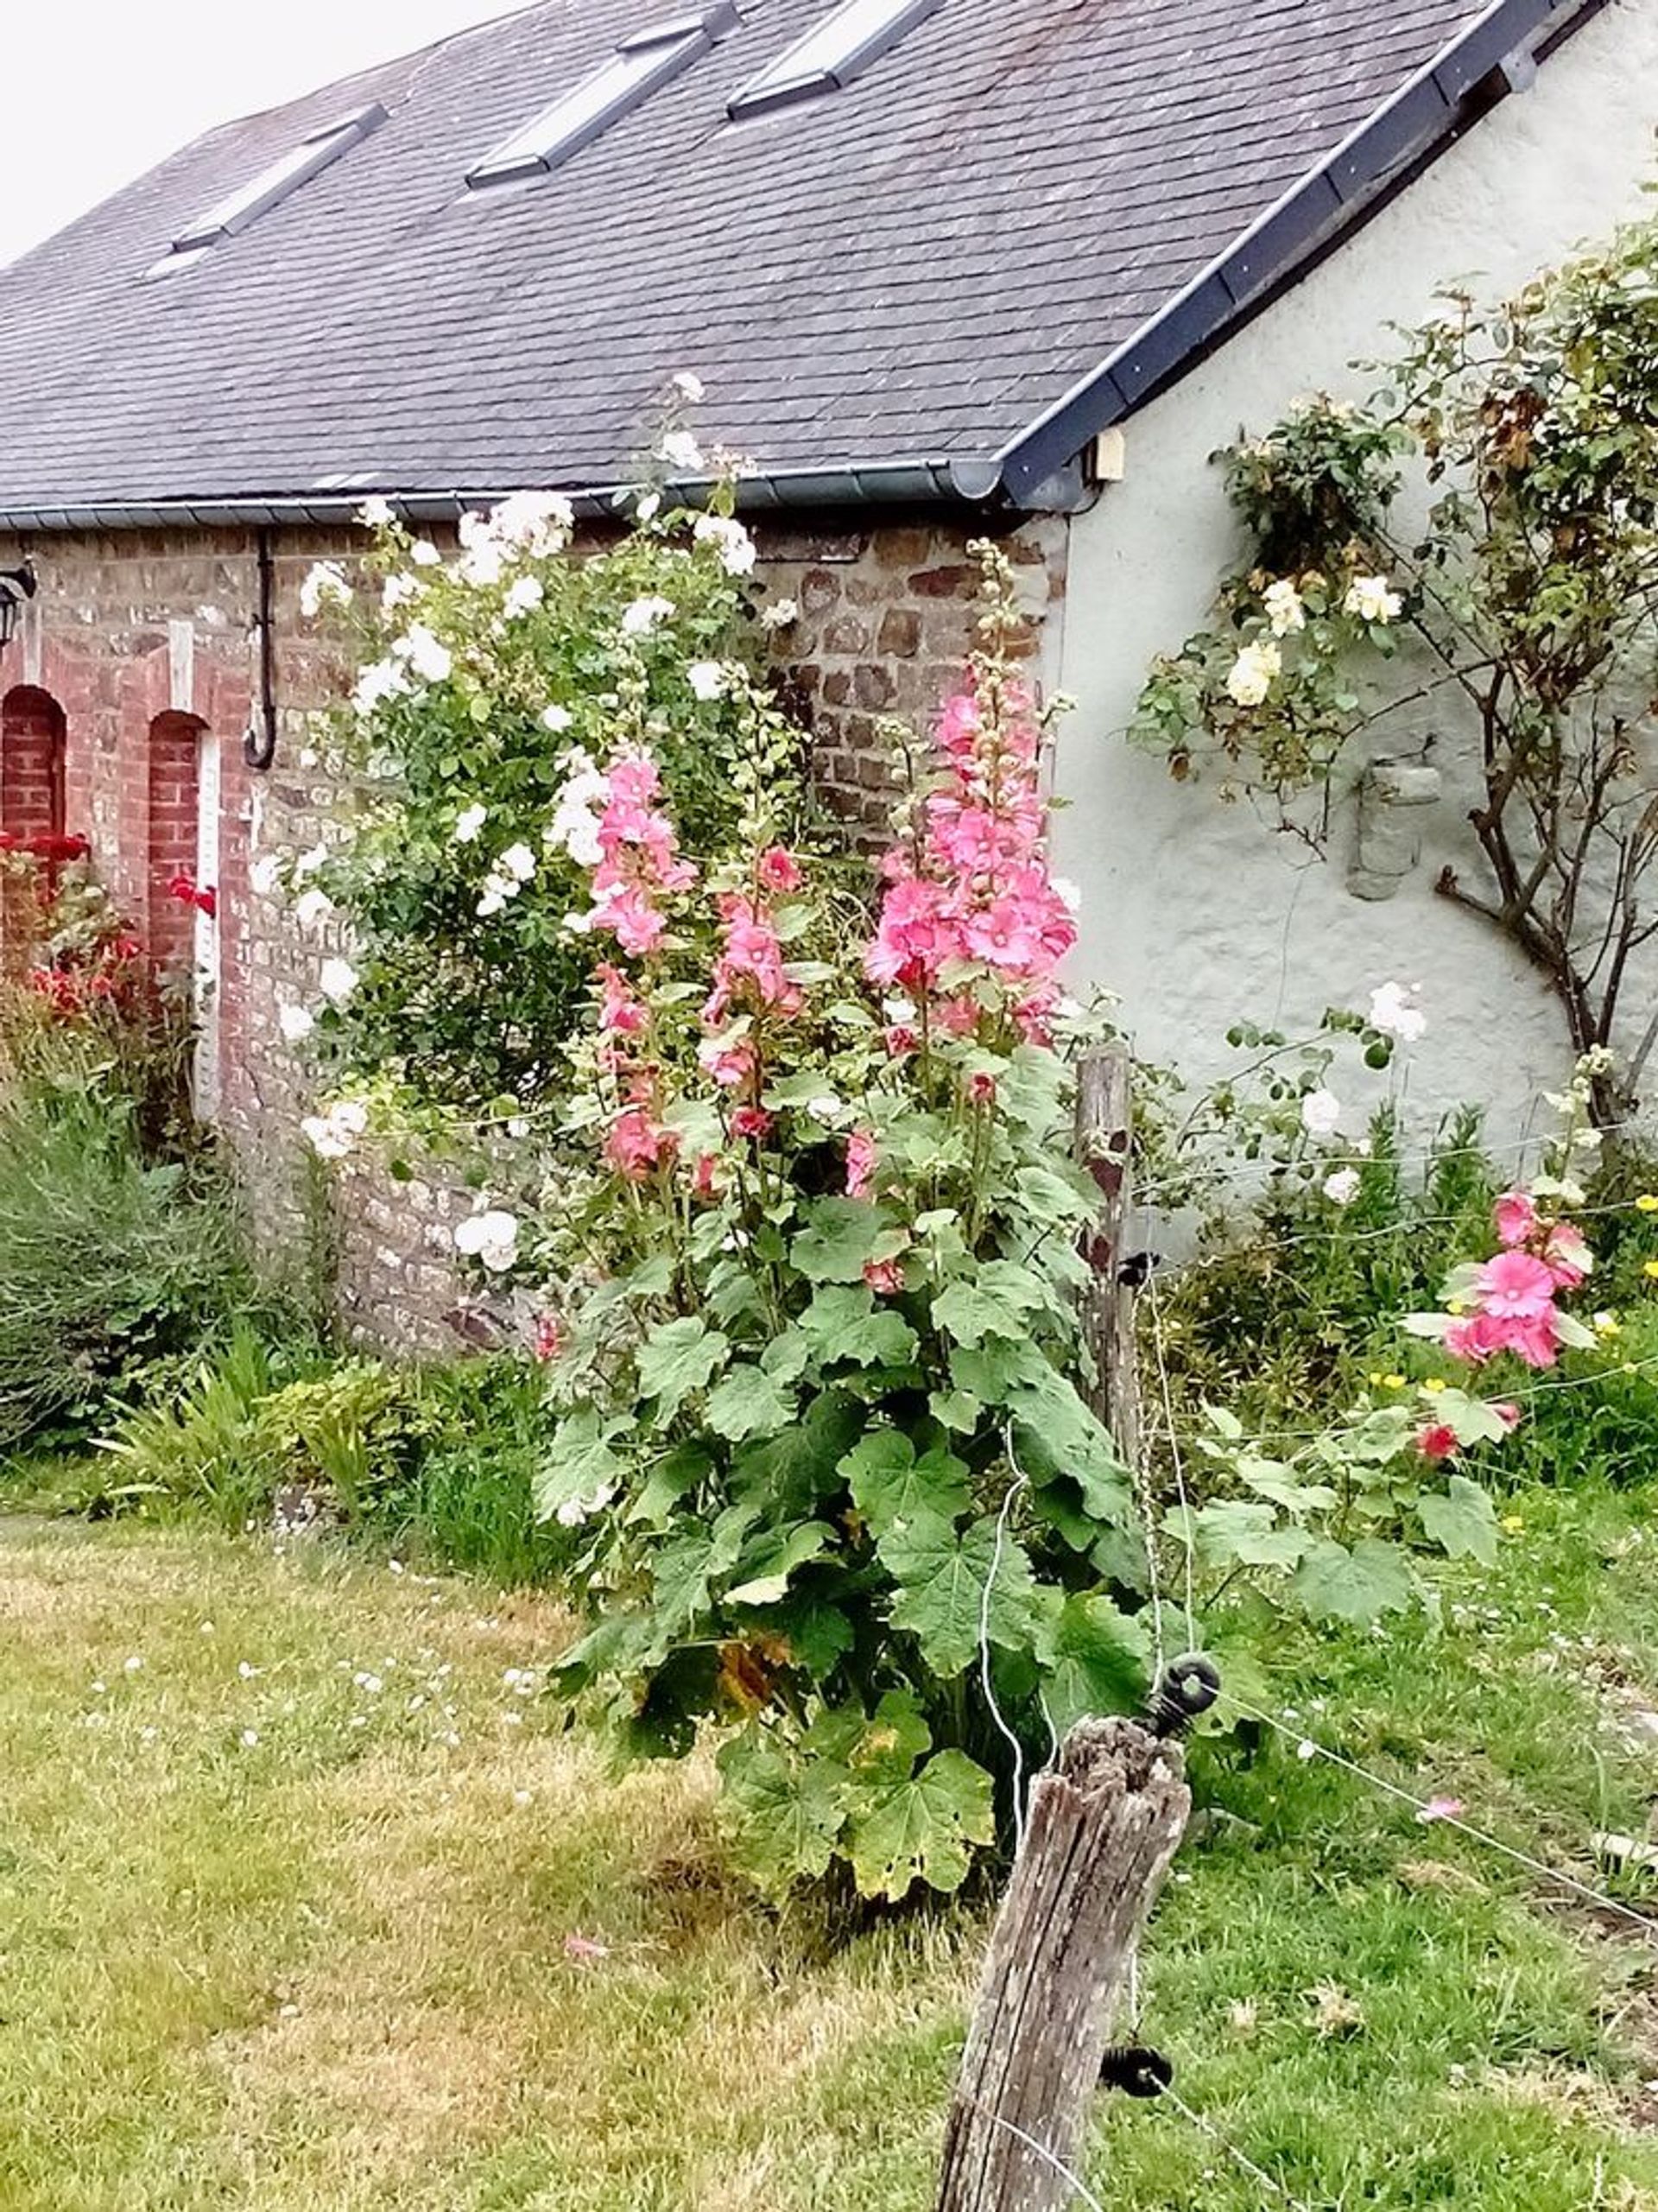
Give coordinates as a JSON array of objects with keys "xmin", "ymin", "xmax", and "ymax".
[
  {"xmin": 1500, "ymin": 1514, "xmax": 1526, "ymax": 1534},
  {"xmin": 1421, "ymin": 1377, "xmax": 1447, "ymax": 1395},
  {"xmin": 1644, "ymin": 1259, "xmax": 1658, "ymax": 1281},
  {"xmin": 1446, "ymin": 1297, "xmax": 1468, "ymax": 1316},
  {"xmin": 1594, "ymin": 1311, "xmax": 1620, "ymax": 1337},
  {"xmin": 1635, "ymin": 1193, "xmax": 1658, "ymax": 1214}
]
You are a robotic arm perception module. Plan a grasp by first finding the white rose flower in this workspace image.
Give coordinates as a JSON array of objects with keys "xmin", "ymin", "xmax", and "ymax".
[
  {"xmin": 657, "ymin": 429, "xmax": 703, "ymax": 472},
  {"xmin": 672, "ymin": 371, "xmax": 706, "ymax": 403},
  {"xmin": 292, "ymin": 843, "xmax": 329, "ymax": 882},
  {"xmin": 693, "ymin": 512, "xmax": 756, "ymax": 576},
  {"xmin": 1263, "ymin": 579, "xmax": 1305, "ymax": 637},
  {"xmin": 278, "ymin": 1002, "xmax": 315, "ymax": 1044},
  {"xmin": 454, "ymin": 802, "xmax": 489, "ymax": 844},
  {"xmin": 358, "ymin": 497, "xmax": 395, "ymax": 529},
  {"xmin": 382, "ymin": 574, "xmax": 418, "ymax": 611},
  {"xmin": 301, "ymin": 1098, "xmax": 368, "ymax": 1161},
  {"xmin": 621, "ymin": 594, "xmax": 675, "ymax": 637},
  {"xmin": 396, "ymin": 624, "xmax": 453, "ymax": 684},
  {"xmin": 318, "ymin": 957, "xmax": 358, "ymax": 1007},
  {"xmin": 760, "ymin": 597, "xmax": 799, "ymax": 630},
  {"xmin": 491, "ymin": 491, "xmax": 574, "ymax": 553},
  {"xmin": 351, "ymin": 656, "xmax": 408, "ymax": 715},
  {"xmin": 686, "ymin": 660, "xmax": 726, "ymax": 701},
  {"xmin": 250, "ymin": 853, "xmax": 282, "ymax": 897},
  {"xmin": 299, "ymin": 561, "xmax": 351, "ymax": 618},
  {"xmin": 555, "ymin": 1479, "xmax": 616, "ymax": 1529},
  {"xmin": 634, "ymin": 491, "xmax": 662, "ymax": 524},
  {"xmin": 459, "ymin": 541, "xmax": 504, "ymax": 587},
  {"xmin": 1344, "ymin": 574, "xmax": 1403, "ymax": 624},
  {"xmin": 1300, "ymin": 1087, "xmax": 1342, "ymax": 1138},
  {"xmin": 541, "ymin": 704, "xmax": 573, "ymax": 733},
  {"xmin": 498, "ymin": 842, "xmax": 537, "ymax": 884},
  {"xmin": 453, "ymin": 1208, "xmax": 519, "ymax": 1272},
  {"xmin": 293, "ymin": 886, "xmax": 333, "ymax": 929},
  {"xmin": 410, "ymin": 539, "xmax": 442, "ymax": 567},
  {"xmin": 1225, "ymin": 639, "xmax": 1281, "ymax": 707},
  {"xmin": 1367, "ymin": 979, "xmax": 1427, "ymax": 1042},
  {"xmin": 504, "ymin": 575, "xmax": 546, "ymax": 618},
  {"xmin": 1323, "ymin": 1166, "xmax": 1361, "ymax": 1207}
]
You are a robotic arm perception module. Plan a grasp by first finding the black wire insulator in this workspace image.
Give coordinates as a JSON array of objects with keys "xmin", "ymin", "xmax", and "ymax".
[
  {"xmin": 1098, "ymin": 2044, "xmax": 1174, "ymax": 2098},
  {"xmin": 1148, "ymin": 1652, "xmax": 1222, "ymax": 1739}
]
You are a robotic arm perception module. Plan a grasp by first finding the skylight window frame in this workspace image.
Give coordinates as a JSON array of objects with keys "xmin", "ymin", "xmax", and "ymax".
[
  {"xmin": 465, "ymin": 3, "xmax": 737, "ymax": 189},
  {"xmin": 170, "ymin": 103, "xmax": 388, "ymax": 256},
  {"xmin": 726, "ymin": 0, "xmax": 946, "ymax": 119}
]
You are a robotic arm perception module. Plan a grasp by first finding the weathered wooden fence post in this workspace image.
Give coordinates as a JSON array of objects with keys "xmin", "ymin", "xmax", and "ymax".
[
  {"xmin": 935, "ymin": 1716, "xmax": 1192, "ymax": 2212},
  {"xmin": 1075, "ymin": 1044, "xmax": 1142, "ymax": 1469}
]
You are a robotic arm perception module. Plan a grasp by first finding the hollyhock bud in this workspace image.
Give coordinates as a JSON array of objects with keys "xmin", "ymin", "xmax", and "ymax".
[{"xmin": 863, "ymin": 1258, "xmax": 904, "ymax": 1296}]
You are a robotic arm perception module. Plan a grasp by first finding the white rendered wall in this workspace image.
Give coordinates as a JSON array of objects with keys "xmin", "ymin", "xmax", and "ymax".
[{"xmin": 1054, "ymin": 0, "xmax": 1658, "ymax": 1141}]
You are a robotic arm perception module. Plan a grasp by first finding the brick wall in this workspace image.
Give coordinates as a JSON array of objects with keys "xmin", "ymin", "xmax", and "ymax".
[{"xmin": 0, "ymin": 507, "xmax": 1068, "ymax": 1353}]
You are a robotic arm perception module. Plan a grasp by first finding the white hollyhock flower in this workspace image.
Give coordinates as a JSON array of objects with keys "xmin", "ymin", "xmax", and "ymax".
[
  {"xmin": 657, "ymin": 430, "xmax": 703, "ymax": 472},
  {"xmin": 621, "ymin": 594, "xmax": 675, "ymax": 637},
  {"xmin": 299, "ymin": 562, "xmax": 351, "ymax": 618},
  {"xmin": 555, "ymin": 1480, "xmax": 616, "ymax": 1528},
  {"xmin": 1368, "ymin": 979, "xmax": 1427, "ymax": 1042},
  {"xmin": 541, "ymin": 704, "xmax": 573, "ymax": 733},
  {"xmin": 293, "ymin": 887, "xmax": 333, "ymax": 929},
  {"xmin": 1263, "ymin": 579, "xmax": 1305, "ymax": 636},
  {"xmin": 504, "ymin": 575, "xmax": 545, "ymax": 618},
  {"xmin": 453, "ymin": 1208, "xmax": 519, "ymax": 1271},
  {"xmin": 397, "ymin": 624, "xmax": 453, "ymax": 684},
  {"xmin": 806, "ymin": 1094, "xmax": 843, "ymax": 1124},
  {"xmin": 1225, "ymin": 639, "xmax": 1281, "ymax": 707},
  {"xmin": 693, "ymin": 512, "xmax": 756, "ymax": 576},
  {"xmin": 278, "ymin": 1002, "xmax": 314, "ymax": 1044},
  {"xmin": 760, "ymin": 597, "xmax": 799, "ymax": 630},
  {"xmin": 1323, "ymin": 1166, "xmax": 1361, "ymax": 1207},
  {"xmin": 686, "ymin": 661, "xmax": 726, "ymax": 701},
  {"xmin": 318, "ymin": 957, "xmax": 358, "ymax": 1006},
  {"xmin": 454, "ymin": 802, "xmax": 488, "ymax": 845},
  {"xmin": 1344, "ymin": 574, "xmax": 1403, "ymax": 623},
  {"xmin": 1300, "ymin": 1087, "xmax": 1342, "ymax": 1138}
]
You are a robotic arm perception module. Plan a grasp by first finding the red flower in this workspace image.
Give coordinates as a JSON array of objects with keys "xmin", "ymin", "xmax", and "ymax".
[
  {"xmin": 531, "ymin": 1315, "xmax": 564, "ymax": 1363},
  {"xmin": 167, "ymin": 873, "xmax": 217, "ymax": 918},
  {"xmin": 731, "ymin": 1105, "xmax": 773, "ymax": 1141},
  {"xmin": 1415, "ymin": 1423, "xmax": 1459, "ymax": 1462},
  {"xmin": 965, "ymin": 1071, "xmax": 997, "ymax": 1106}
]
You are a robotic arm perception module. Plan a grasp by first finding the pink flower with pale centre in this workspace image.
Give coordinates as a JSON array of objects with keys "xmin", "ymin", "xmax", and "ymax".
[
  {"xmin": 863, "ymin": 1257, "xmax": 904, "ymax": 1296},
  {"xmin": 604, "ymin": 1109, "xmax": 678, "ymax": 1181},
  {"xmin": 1473, "ymin": 1249, "xmax": 1560, "ymax": 1321},
  {"xmin": 697, "ymin": 1033, "xmax": 754, "ymax": 1089},
  {"xmin": 597, "ymin": 963, "xmax": 647, "ymax": 1035},
  {"xmin": 756, "ymin": 846, "xmax": 803, "ymax": 892},
  {"xmin": 1541, "ymin": 1220, "xmax": 1592, "ymax": 1290}
]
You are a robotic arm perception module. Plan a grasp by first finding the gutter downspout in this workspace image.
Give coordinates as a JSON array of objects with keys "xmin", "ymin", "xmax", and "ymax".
[{"xmin": 244, "ymin": 529, "xmax": 279, "ymax": 771}]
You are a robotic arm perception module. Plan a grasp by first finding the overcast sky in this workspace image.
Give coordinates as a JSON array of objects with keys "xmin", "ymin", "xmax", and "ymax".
[{"xmin": 3, "ymin": 1, "xmax": 528, "ymax": 268}]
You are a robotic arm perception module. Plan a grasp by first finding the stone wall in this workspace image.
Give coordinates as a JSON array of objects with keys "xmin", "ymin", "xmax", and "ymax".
[{"xmin": 0, "ymin": 505, "xmax": 1068, "ymax": 1353}]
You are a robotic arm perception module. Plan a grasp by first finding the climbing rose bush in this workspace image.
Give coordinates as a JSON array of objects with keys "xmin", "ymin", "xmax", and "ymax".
[
  {"xmin": 278, "ymin": 465, "xmax": 804, "ymax": 1117},
  {"xmin": 515, "ymin": 546, "xmax": 1140, "ymax": 1904}
]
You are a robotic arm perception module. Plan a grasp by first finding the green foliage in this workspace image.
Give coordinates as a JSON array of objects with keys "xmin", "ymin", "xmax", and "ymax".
[{"xmin": 0, "ymin": 1078, "xmax": 246, "ymax": 1454}]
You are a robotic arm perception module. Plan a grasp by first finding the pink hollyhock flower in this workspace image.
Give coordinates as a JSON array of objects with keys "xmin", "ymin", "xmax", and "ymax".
[
  {"xmin": 935, "ymin": 992, "xmax": 980, "ymax": 1037},
  {"xmin": 1013, "ymin": 982, "xmax": 1063, "ymax": 1044},
  {"xmin": 1474, "ymin": 1249, "xmax": 1560, "ymax": 1320},
  {"xmin": 1541, "ymin": 1221, "xmax": 1592, "ymax": 1290},
  {"xmin": 965, "ymin": 1071, "xmax": 997, "ymax": 1106},
  {"xmin": 935, "ymin": 693, "xmax": 982, "ymax": 761},
  {"xmin": 865, "ymin": 877, "xmax": 957, "ymax": 989},
  {"xmin": 697, "ymin": 1033, "xmax": 754, "ymax": 1089},
  {"xmin": 605, "ymin": 1110, "xmax": 678, "ymax": 1181},
  {"xmin": 731, "ymin": 1105, "xmax": 773, "ymax": 1140},
  {"xmin": 596, "ymin": 963, "xmax": 648, "ymax": 1036},
  {"xmin": 690, "ymin": 1152, "xmax": 719, "ymax": 1200},
  {"xmin": 1443, "ymin": 1311, "xmax": 1510, "ymax": 1365},
  {"xmin": 1500, "ymin": 1309, "xmax": 1563, "ymax": 1369},
  {"xmin": 963, "ymin": 893, "xmax": 1049, "ymax": 973},
  {"xmin": 756, "ymin": 846, "xmax": 803, "ymax": 892},
  {"xmin": 587, "ymin": 883, "xmax": 667, "ymax": 957},
  {"xmin": 883, "ymin": 1024, "xmax": 919, "ymax": 1057},
  {"xmin": 863, "ymin": 1257, "xmax": 904, "ymax": 1296},
  {"xmin": 1494, "ymin": 1188, "xmax": 1538, "ymax": 1247},
  {"xmin": 532, "ymin": 1315, "xmax": 564, "ymax": 1363},
  {"xmin": 845, "ymin": 1127, "xmax": 876, "ymax": 1200},
  {"xmin": 1416, "ymin": 1423, "xmax": 1459, "ymax": 1462},
  {"xmin": 712, "ymin": 895, "xmax": 793, "ymax": 1008}
]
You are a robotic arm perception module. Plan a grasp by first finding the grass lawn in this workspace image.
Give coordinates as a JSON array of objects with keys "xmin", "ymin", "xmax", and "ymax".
[{"xmin": 2, "ymin": 1483, "xmax": 1656, "ymax": 2211}]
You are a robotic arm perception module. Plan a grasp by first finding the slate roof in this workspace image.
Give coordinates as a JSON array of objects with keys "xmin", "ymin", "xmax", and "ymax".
[{"xmin": 0, "ymin": 0, "xmax": 1596, "ymax": 520}]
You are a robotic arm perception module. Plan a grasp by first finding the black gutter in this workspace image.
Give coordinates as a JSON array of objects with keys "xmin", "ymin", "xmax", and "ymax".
[{"xmin": 995, "ymin": 0, "xmax": 1608, "ymax": 505}]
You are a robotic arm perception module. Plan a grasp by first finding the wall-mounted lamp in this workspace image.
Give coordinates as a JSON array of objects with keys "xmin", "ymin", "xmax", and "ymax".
[{"xmin": 0, "ymin": 561, "xmax": 36, "ymax": 654}]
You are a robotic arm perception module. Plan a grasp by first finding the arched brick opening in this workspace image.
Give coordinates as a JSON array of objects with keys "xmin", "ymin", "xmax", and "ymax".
[
  {"xmin": 148, "ymin": 710, "xmax": 206, "ymax": 967},
  {"xmin": 1, "ymin": 685, "xmax": 66, "ymax": 842}
]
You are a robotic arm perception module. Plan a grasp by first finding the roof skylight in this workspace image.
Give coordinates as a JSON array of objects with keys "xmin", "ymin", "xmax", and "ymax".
[
  {"xmin": 466, "ymin": 3, "xmax": 737, "ymax": 187},
  {"xmin": 171, "ymin": 105, "xmax": 387, "ymax": 254},
  {"xmin": 728, "ymin": 0, "xmax": 946, "ymax": 117}
]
